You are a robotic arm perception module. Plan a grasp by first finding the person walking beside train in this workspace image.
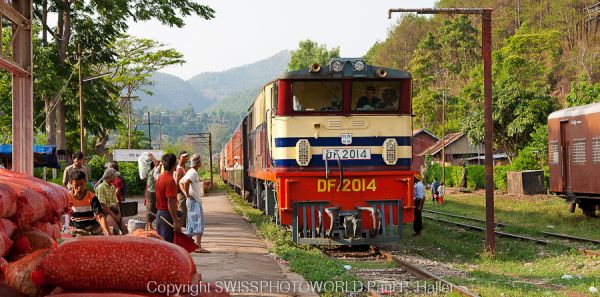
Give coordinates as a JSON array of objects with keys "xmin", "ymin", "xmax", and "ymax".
[
  {"xmin": 174, "ymin": 151, "xmax": 190, "ymax": 227},
  {"xmin": 62, "ymin": 151, "xmax": 90, "ymax": 188},
  {"xmin": 179, "ymin": 154, "xmax": 209, "ymax": 253},
  {"xmin": 413, "ymin": 174, "xmax": 425, "ymax": 236},
  {"xmin": 156, "ymin": 153, "xmax": 182, "ymax": 243}
]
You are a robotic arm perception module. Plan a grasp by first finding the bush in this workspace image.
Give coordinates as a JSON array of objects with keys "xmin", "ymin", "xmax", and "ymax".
[
  {"xmin": 425, "ymin": 163, "xmax": 509, "ymax": 190},
  {"xmin": 88, "ymin": 155, "xmax": 107, "ymax": 182},
  {"xmin": 118, "ymin": 162, "xmax": 146, "ymax": 196}
]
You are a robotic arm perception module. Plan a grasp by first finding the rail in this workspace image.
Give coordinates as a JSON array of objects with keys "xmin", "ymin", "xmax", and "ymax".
[
  {"xmin": 424, "ymin": 215, "xmax": 550, "ymax": 245},
  {"xmin": 423, "ymin": 209, "xmax": 506, "ymax": 227}
]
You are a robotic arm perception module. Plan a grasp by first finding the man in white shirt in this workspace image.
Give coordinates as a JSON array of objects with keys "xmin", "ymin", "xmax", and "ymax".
[
  {"xmin": 179, "ymin": 154, "xmax": 208, "ymax": 253},
  {"xmin": 413, "ymin": 174, "xmax": 425, "ymax": 236}
]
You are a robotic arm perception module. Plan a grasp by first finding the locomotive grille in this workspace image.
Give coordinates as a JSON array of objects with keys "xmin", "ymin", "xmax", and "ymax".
[
  {"xmin": 382, "ymin": 138, "xmax": 398, "ymax": 165},
  {"xmin": 593, "ymin": 139, "xmax": 600, "ymax": 164},
  {"xmin": 295, "ymin": 139, "xmax": 311, "ymax": 166},
  {"xmin": 572, "ymin": 140, "xmax": 586, "ymax": 164}
]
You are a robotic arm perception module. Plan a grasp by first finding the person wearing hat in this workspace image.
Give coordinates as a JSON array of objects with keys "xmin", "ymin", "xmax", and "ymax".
[
  {"xmin": 179, "ymin": 154, "xmax": 208, "ymax": 253},
  {"xmin": 355, "ymin": 85, "xmax": 381, "ymax": 110},
  {"xmin": 174, "ymin": 151, "xmax": 190, "ymax": 227},
  {"xmin": 96, "ymin": 168, "xmax": 127, "ymax": 235},
  {"xmin": 413, "ymin": 173, "xmax": 425, "ymax": 236}
]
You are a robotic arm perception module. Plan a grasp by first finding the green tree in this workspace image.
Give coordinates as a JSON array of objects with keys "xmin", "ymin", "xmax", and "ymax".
[
  {"xmin": 34, "ymin": 0, "xmax": 214, "ymax": 152},
  {"xmin": 462, "ymin": 27, "xmax": 561, "ymax": 158},
  {"xmin": 566, "ymin": 78, "xmax": 600, "ymax": 107},
  {"xmin": 92, "ymin": 36, "xmax": 185, "ymax": 153},
  {"xmin": 288, "ymin": 40, "xmax": 340, "ymax": 71}
]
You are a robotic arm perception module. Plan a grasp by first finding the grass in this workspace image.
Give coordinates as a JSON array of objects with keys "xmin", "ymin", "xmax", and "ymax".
[
  {"xmin": 215, "ymin": 179, "xmax": 363, "ymax": 297},
  {"xmin": 392, "ymin": 190, "xmax": 600, "ymax": 297}
]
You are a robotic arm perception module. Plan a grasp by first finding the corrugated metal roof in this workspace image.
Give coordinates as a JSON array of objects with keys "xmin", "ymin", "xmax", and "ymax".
[
  {"xmin": 418, "ymin": 132, "xmax": 464, "ymax": 156},
  {"xmin": 412, "ymin": 128, "xmax": 439, "ymax": 140}
]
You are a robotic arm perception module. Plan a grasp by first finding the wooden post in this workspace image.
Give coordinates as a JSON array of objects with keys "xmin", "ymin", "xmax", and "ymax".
[
  {"xmin": 78, "ymin": 44, "xmax": 84, "ymax": 154},
  {"xmin": 9, "ymin": 0, "xmax": 33, "ymax": 175}
]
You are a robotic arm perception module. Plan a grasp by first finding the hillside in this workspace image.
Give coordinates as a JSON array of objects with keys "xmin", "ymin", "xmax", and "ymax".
[
  {"xmin": 187, "ymin": 50, "xmax": 291, "ymax": 101},
  {"xmin": 203, "ymin": 88, "xmax": 261, "ymax": 113},
  {"xmin": 133, "ymin": 72, "xmax": 214, "ymax": 111}
]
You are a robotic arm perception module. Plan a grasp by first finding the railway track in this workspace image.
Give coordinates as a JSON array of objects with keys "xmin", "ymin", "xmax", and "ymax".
[
  {"xmin": 423, "ymin": 209, "xmax": 600, "ymax": 246},
  {"xmin": 321, "ymin": 247, "xmax": 479, "ymax": 297}
]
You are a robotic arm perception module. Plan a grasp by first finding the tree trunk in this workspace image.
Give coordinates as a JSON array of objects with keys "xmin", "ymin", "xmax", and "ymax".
[
  {"xmin": 55, "ymin": 2, "xmax": 72, "ymax": 151},
  {"xmin": 44, "ymin": 97, "xmax": 56, "ymax": 145}
]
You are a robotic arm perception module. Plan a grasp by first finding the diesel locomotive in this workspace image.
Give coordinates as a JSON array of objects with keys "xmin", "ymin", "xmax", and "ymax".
[{"xmin": 219, "ymin": 58, "xmax": 416, "ymax": 245}]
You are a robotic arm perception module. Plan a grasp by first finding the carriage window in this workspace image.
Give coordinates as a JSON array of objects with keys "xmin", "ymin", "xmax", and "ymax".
[
  {"xmin": 291, "ymin": 81, "xmax": 342, "ymax": 112},
  {"xmin": 572, "ymin": 139, "xmax": 586, "ymax": 164},
  {"xmin": 549, "ymin": 141, "xmax": 559, "ymax": 164},
  {"xmin": 352, "ymin": 81, "xmax": 400, "ymax": 112},
  {"xmin": 593, "ymin": 138, "xmax": 600, "ymax": 164}
]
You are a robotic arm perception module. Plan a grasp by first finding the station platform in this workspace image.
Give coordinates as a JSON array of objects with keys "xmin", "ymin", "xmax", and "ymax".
[{"xmin": 130, "ymin": 192, "xmax": 317, "ymax": 297}]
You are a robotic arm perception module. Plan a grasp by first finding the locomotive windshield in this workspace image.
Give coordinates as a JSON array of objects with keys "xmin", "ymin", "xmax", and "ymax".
[
  {"xmin": 292, "ymin": 81, "xmax": 343, "ymax": 112},
  {"xmin": 351, "ymin": 81, "xmax": 400, "ymax": 112}
]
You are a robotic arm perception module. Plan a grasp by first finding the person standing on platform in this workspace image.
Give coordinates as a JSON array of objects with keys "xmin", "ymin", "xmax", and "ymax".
[
  {"xmin": 156, "ymin": 153, "xmax": 181, "ymax": 243},
  {"xmin": 179, "ymin": 154, "xmax": 209, "ymax": 253},
  {"xmin": 413, "ymin": 174, "xmax": 425, "ymax": 236},
  {"xmin": 62, "ymin": 151, "xmax": 90, "ymax": 188},
  {"xmin": 145, "ymin": 154, "xmax": 160, "ymax": 230},
  {"xmin": 174, "ymin": 151, "xmax": 190, "ymax": 227}
]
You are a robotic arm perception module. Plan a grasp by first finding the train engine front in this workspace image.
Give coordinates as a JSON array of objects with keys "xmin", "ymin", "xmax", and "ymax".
[{"xmin": 248, "ymin": 58, "xmax": 415, "ymax": 245}]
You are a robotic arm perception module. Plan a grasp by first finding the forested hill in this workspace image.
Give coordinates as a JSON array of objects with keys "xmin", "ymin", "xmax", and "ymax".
[
  {"xmin": 366, "ymin": 0, "xmax": 599, "ymax": 165},
  {"xmin": 134, "ymin": 72, "xmax": 214, "ymax": 111},
  {"xmin": 188, "ymin": 50, "xmax": 291, "ymax": 101},
  {"xmin": 135, "ymin": 50, "xmax": 291, "ymax": 113}
]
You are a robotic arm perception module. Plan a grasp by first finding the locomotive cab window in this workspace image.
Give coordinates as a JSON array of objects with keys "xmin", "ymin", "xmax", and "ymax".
[
  {"xmin": 291, "ymin": 81, "xmax": 342, "ymax": 112},
  {"xmin": 351, "ymin": 81, "xmax": 401, "ymax": 112}
]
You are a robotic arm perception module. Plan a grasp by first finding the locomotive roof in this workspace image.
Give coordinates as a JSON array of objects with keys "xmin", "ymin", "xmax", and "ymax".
[
  {"xmin": 276, "ymin": 58, "xmax": 411, "ymax": 80},
  {"xmin": 548, "ymin": 102, "xmax": 600, "ymax": 119}
]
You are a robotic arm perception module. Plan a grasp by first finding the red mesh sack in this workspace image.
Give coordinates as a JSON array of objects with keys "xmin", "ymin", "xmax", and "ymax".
[
  {"xmin": 0, "ymin": 168, "xmax": 26, "ymax": 178},
  {"xmin": 5, "ymin": 248, "xmax": 53, "ymax": 297},
  {"xmin": 2, "ymin": 182, "xmax": 51, "ymax": 227},
  {"xmin": 0, "ymin": 176, "xmax": 68, "ymax": 221},
  {"xmin": 9, "ymin": 229, "xmax": 56, "ymax": 261},
  {"xmin": 40, "ymin": 236, "xmax": 195, "ymax": 292},
  {"xmin": 0, "ymin": 183, "xmax": 17, "ymax": 218},
  {"xmin": 32, "ymin": 221, "xmax": 61, "ymax": 240},
  {"xmin": 128, "ymin": 229, "xmax": 164, "ymax": 240},
  {"xmin": 0, "ymin": 218, "xmax": 17, "ymax": 236},
  {"xmin": 0, "ymin": 257, "xmax": 7, "ymax": 281}
]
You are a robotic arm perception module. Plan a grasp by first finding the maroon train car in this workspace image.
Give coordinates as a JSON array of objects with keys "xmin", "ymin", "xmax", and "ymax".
[{"xmin": 548, "ymin": 102, "xmax": 600, "ymax": 217}]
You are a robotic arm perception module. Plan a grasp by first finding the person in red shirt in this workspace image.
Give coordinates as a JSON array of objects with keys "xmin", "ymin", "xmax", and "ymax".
[{"xmin": 155, "ymin": 153, "xmax": 181, "ymax": 242}]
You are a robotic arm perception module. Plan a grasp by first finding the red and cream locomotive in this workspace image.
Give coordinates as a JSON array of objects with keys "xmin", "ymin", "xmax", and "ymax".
[{"xmin": 220, "ymin": 59, "xmax": 416, "ymax": 245}]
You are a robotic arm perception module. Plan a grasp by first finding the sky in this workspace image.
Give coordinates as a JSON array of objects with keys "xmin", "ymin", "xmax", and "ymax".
[{"xmin": 127, "ymin": 0, "xmax": 438, "ymax": 80}]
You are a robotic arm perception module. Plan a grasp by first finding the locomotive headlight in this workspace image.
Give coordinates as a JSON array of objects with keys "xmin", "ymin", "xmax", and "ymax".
[
  {"xmin": 331, "ymin": 60, "xmax": 344, "ymax": 72},
  {"xmin": 296, "ymin": 139, "xmax": 312, "ymax": 166},
  {"xmin": 354, "ymin": 60, "xmax": 365, "ymax": 72},
  {"xmin": 382, "ymin": 138, "xmax": 398, "ymax": 165}
]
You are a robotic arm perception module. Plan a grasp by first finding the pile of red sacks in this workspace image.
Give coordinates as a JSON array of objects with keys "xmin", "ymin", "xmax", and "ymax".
[
  {"xmin": 1, "ymin": 169, "xmax": 228, "ymax": 297},
  {"xmin": 1, "ymin": 169, "xmax": 66, "ymax": 282}
]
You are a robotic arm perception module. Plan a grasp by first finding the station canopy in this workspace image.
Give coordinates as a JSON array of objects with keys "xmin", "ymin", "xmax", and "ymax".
[{"xmin": 0, "ymin": 144, "xmax": 60, "ymax": 168}]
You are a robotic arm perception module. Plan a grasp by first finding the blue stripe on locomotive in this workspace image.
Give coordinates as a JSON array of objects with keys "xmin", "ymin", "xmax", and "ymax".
[
  {"xmin": 273, "ymin": 156, "xmax": 411, "ymax": 167},
  {"xmin": 274, "ymin": 136, "xmax": 411, "ymax": 148}
]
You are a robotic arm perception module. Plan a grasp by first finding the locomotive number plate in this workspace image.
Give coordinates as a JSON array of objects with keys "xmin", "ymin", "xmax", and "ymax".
[
  {"xmin": 322, "ymin": 148, "xmax": 371, "ymax": 160},
  {"xmin": 317, "ymin": 178, "xmax": 377, "ymax": 192}
]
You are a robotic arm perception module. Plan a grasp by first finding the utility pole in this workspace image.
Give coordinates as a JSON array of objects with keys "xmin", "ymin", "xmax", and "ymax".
[
  {"xmin": 157, "ymin": 113, "xmax": 162, "ymax": 149},
  {"xmin": 389, "ymin": 7, "xmax": 495, "ymax": 253},
  {"xmin": 77, "ymin": 44, "xmax": 84, "ymax": 154},
  {"xmin": 128, "ymin": 100, "xmax": 132, "ymax": 149},
  {"xmin": 441, "ymin": 89, "xmax": 446, "ymax": 184},
  {"xmin": 147, "ymin": 111, "xmax": 152, "ymax": 148}
]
